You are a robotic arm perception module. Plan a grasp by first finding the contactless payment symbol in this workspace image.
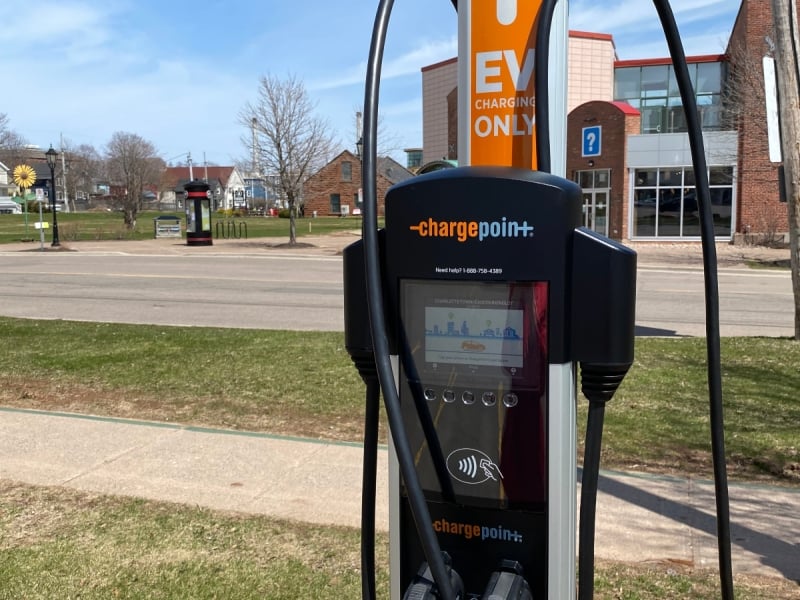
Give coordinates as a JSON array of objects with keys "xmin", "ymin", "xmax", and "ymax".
[{"xmin": 447, "ymin": 448, "xmax": 503, "ymax": 484}]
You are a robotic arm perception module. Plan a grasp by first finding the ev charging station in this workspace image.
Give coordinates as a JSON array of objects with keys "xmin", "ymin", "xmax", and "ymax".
[
  {"xmin": 379, "ymin": 166, "xmax": 636, "ymax": 599},
  {"xmin": 344, "ymin": 1, "xmax": 636, "ymax": 598},
  {"xmin": 344, "ymin": 0, "xmax": 738, "ymax": 598}
]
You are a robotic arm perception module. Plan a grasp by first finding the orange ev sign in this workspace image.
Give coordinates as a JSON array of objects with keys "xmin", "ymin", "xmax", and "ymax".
[{"xmin": 467, "ymin": 0, "xmax": 543, "ymax": 169}]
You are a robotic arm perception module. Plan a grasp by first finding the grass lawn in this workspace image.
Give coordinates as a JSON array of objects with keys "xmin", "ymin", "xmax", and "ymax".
[
  {"xmin": 0, "ymin": 211, "xmax": 365, "ymax": 244},
  {"xmin": 0, "ymin": 310, "xmax": 797, "ymax": 597},
  {"xmin": 1, "ymin": 481, "xmax": 797, "ymax": 599},
  {"xmin": 0, "ymin": 317, "xmax": 798, "ymax": 485}
]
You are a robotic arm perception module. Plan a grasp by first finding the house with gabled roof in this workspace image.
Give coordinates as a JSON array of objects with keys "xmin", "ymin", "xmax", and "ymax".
[
  {"xmin": 303, "ymin": 150, "xmax": 413, "ymax": 217},
  {"xmin": 159, "ymin": 166, "xmax": 247, "ymax": 211}
]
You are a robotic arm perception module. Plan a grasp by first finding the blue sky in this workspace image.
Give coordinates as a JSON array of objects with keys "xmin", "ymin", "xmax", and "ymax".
[{"xmin": 2, "ymin": 0, "xmax": 739, "ymax": 167}]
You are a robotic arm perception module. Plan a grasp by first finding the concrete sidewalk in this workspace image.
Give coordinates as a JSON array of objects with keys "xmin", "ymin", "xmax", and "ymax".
[{"xmin": 1, "ymin": 407, "xmax": 797, "ymax": 583}]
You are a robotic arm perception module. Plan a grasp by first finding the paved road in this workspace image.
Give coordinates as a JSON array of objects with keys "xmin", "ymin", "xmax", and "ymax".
[
  {"xmin": 0, "ymin": 252, "xmax": 345, "ymax": 331},
  {"xmin": 635, "ymin": 264, "xmax": 794, "ymax": 337},
  {"xmin": 0, "ymin": 246, "xmax": 793, "ymax": 336}
]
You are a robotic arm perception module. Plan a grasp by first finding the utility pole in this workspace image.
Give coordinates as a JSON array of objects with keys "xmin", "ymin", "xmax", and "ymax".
[
  {"xmin": 771, "ymin": 0, "xmax": 800, "ymax": 339},
  {"xmin": 252, "ymin": 117, "xmax": 259, "ymax": 212}
]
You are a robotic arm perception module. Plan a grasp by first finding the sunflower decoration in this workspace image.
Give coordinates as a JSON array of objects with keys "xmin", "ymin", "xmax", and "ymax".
[{"xmin": 13, "ymin": 164, "xmax": 36, "ymax": 189}]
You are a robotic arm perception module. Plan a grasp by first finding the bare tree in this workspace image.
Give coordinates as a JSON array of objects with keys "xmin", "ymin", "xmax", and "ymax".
[
  {"xmin": 61, "ymin": 141, "xmax": 103, "ymax": 211},
  {"xmin": 241, "ymin": 74, "xmax": 337, "ymax": 244},
  {"xmin": 104, "ymin": 132, "xmax": 162, "ymax": 229},
  {"xmin": 771, "ymin": 0, "xmax": 800, "ymax": 339},
  {"xmin": 0, "ymin": 113, "xmax": 28, "ymax": 168}
]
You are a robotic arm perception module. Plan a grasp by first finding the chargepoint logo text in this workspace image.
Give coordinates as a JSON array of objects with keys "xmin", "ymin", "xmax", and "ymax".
[
  {"xmin": 409, "ymin": 217, "xmax": 534, "ymax": 243},
  {"xmin": 432, "ymin": 518, "xmax": 524, "ymax": 544}
]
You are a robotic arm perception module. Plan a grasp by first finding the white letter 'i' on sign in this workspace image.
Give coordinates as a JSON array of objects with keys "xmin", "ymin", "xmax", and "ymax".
[{"xmin": 496, "ymin": 0, "xmax": 517, "ymax": 25}]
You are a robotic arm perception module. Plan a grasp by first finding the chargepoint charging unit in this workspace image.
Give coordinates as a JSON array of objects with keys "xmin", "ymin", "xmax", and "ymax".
[
  {"xmin": 345, "ymin": 167, "xmax": 635, "ymax": 598},
  {"xmin": 347, "ymin": 1, "xmax": 733, "ymax": 598}
]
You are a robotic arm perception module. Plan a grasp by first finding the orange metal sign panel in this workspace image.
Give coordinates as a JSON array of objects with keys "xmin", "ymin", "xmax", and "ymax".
[{"xmin": 468, "ymin": 0, "xmax": 543, "ymax": 168}]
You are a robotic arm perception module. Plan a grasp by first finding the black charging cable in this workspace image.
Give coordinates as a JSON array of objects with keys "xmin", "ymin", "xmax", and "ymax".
[
  {"xmin": 651, "ymin": 2, "xmax": 734, "ymax": 597},
  {"xmin": 533, "ymin": 2, "xmax": 733, "ymax": 598},
  {"xmin": 361, "ymin": 376, "xmax": 380, "ymax": 600},
  {"xmin": 577, "ymin": 366, "xmax": 629, "ymax": 600},
  {"xmin": 361, "ymin": 1, "xmax": 458, "ymax": 599}
]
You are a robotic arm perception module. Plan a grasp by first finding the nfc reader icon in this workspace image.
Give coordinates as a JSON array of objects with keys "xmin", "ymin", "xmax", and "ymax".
[{"xmin": 447, "ymin": 448, "xmax": 503, "ymax": 484}]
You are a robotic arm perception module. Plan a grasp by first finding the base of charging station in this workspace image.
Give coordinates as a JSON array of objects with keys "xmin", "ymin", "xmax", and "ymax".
[{"xmin": 399, "ymin": 498, "xmax": 546, "ymax": 597}]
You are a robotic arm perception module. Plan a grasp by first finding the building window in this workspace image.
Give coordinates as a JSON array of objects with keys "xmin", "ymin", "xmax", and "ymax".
[
  {"xmin": 632, "ymin": 166, "xmax": 733, "ymax": 239},
  {"xmin": 330, "ymin": 193, "xmax": 341, "ymax": 213},
  {"xmin": 406, "ymin": 149, "xmax": 422, "ymax": 169},
  {"xmin": 341, "ymin": 161, "xmax": 352, "ymax": 182},
  {"xmin": 575, "ymin": 169, "xmax": 611, "ymax": 236},
  {"xmin": 615, "ymin": 61, "xmax": 724, "ymax": 134}
]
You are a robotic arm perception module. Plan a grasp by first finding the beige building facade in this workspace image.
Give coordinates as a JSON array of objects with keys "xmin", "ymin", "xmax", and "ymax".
[{"xmin": 421, "ymin": 31, "xmax": 617, "ymax": 166}]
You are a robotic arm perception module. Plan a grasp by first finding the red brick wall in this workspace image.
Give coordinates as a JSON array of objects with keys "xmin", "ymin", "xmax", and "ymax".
[
  {"xmin": 303, "ymin": 151, "xmax": 391, "ymax": 217},
  {"xmin": 567, "ymin": 101, "xmax": 641, "ymax": 241},
  {"xmin": 730, "ymin": 0, "xmax": 789, "ymax": 235}
]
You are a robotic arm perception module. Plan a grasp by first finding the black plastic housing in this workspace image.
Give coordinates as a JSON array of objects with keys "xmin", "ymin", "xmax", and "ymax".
[{"xmin": 571, "ymin": 227, "xmax": 637, "ymax": 368}]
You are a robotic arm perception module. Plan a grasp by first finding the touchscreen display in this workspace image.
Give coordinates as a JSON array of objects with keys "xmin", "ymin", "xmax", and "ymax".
[
  {"xmin": 399, "ymin": 278, "xmax": 549, "ymax": 509},
  {"xmin": 424, "ymin": 305, "xmax": 523, "ymax": 369},
  {"xmin": 401, "ymin": 279, "xmax": 547, "ymax": 385}
]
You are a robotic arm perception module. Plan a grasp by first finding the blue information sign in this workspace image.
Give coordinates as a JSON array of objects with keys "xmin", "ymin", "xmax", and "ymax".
[{"xmin": 582, "ymin": 125, "xmax": 601, "ymax": 157}]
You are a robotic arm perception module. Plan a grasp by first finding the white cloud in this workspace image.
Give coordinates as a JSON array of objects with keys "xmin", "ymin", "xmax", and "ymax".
[
  {"xmin": 569, "ymin": 0, "xmax": 732, "ymax": 35},
  {"xmin": 309, "ymin": 35, "xmax": 457, "ymax": 91}
]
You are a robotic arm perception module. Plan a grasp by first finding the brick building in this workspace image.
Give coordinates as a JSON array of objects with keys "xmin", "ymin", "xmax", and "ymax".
[
  {"xmin": 303, "ymin": 151, "xmax": 413, "ymax": 217},
  {"xmin": 727, "ymin": 0, "xmax": 788, "ymax": 240},
  {"xmin": 420, "ymin": 0, "xmax": 790, "ymax": 243},
  {"xmin": 567, "ymin": 101, "xmax": 640, "ymax": 239}
]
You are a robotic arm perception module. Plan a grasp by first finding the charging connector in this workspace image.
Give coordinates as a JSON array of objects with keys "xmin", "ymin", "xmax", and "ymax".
[
  {"xmin": 403, "ymin": 553, "xmax": 464, "ymax": 600},
  {"xmin": 480, "ymin": 560, "xmax": 532, "ymax": 600}
]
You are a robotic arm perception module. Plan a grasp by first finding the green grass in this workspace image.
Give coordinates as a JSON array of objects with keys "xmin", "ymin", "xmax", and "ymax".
[
  {"xmin": 0, "ymin": 211, "xmax": 366, "ymax": 244},
  {"xmin": 0, "ymin": 319, "xmax": 364, "ymax": 440},
  {"xmin": 1, "ymin": 481, "xmax": 797, "ymax": 599},
  {"xmin": 0, "ymin": 317, "xmax": 798, "ymax": 484},
  {"xmin": 589, "ymin": 337, "xmax": 800, "ymax": 482},
  {"xmin": 1, "ymin": 323, "xmax": 798, "ymax": 596},
  {"xmin": 0, "ymin": 480, "xmax": 385, "ymax": 599}
]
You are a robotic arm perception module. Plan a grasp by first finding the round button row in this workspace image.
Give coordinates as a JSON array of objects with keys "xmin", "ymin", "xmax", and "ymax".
[{"xmin": 423, "ymin": 388, "xmax": 518, "ymax": 408}]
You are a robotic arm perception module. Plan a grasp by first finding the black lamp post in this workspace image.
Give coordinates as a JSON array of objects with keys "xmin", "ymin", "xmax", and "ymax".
[{"xmin": 45, "ymin": 146, "xmax": 60, "ymax": 247}]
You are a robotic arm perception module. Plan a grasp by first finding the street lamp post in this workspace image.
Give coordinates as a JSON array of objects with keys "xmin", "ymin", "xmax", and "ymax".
[{"xmin": 45, "ymin": 146, "xmax": 60, "ymax": 247}]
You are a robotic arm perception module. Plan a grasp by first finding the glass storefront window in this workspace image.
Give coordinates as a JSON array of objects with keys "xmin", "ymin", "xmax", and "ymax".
[
  {"xmin": 575, "ymin": 169, "xmax": 610, "ymax": 190},
  {"xmin": 710, "ymin": 166, "xmax": 733, "ymax": 185},
  {"xmin": 641, "ymin": 102, "xmax": 665, "ymax": 134},
  {"xmin": 641, "ymin": 65, "xmax": 669, "ymax": 98},
  {"xmin": 633, "ymin": 189, "xmax": 656, "ymax": 237},
  {"xmin": 696, "ymin": 62, "xmax": 722, "ymax": 94},
  {"xmin": 632, "ymin": 167, "xmax": 734, "ymax": 239},
  {"xmin": 710, "ymin": 188, "xmax": 733, "ymax": 235},
  {"xmin": 614, "ymin": 67, "xmax": 640, "ymax": 99},
  {"xmin": 659, "ymin": 168, "xmax": 682, "ymax": 187},
  {"xmin": 657, "ymin": 188, "xmax": 681, "ymax": 237},
  {"xmin": 635, "ymin": 169, "xmax": 658, "ymax": 187},
  {"xmin": 614, "ymin": 61, "xmax": 724, "ymax": 134}
]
